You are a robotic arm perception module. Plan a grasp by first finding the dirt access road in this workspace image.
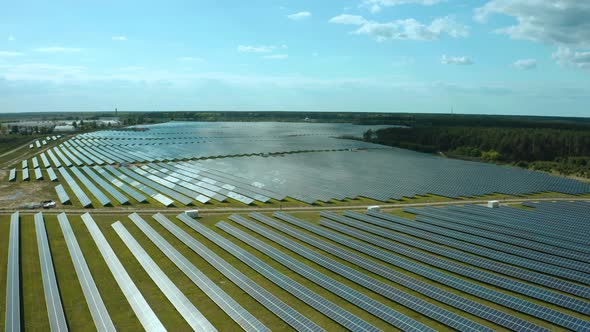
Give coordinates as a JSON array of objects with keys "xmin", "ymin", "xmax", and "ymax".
[{"xmin": 3, "ymin": 195, "xmax": 589, "ymax": 216}]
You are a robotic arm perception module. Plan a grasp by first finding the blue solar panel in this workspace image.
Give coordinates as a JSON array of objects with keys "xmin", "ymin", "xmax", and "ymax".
[
  {"xmin": 221, "ymin": 217, "xmax": 447, "ymax": 332},
  {"xmin": 253, "ymin": 212, "xmax": 548, "ymax": 332},
  {"xmin": 152, "ymin": 213, "xmax": 322, "ymax": 332},
  {"xmin": 130, "ymin": 213, "xmax": 269, "ymax": 332}
]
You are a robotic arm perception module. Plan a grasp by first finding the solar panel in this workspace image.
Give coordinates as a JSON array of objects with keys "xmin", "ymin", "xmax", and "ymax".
[
  {"xmin": 134, "ymin": 166, "xmax": 202, "ymax": 204},
  {"xmin": 219, "ymin": 218, "xmax": 441, "ymax": 332},
  {"xmin": 57, "ymin": 167, "xmax": 92, "ymax": 207},
  {"xmin": 34, "ymin": 168, "xmax": 43, "ymax": 180},
  {"xmin": 46, "ymin": 167, "xmax": 58, "ymax": 182},
  {"xmin": 305, "ymin": 214, "xmax": 589, "ymax": 331},
  {"xmin": 81, "ymin": 213, "xmax": 165, "ymax": 331},
  {"xmin": 401, "ymin": 210, "xmax": 590, "ymax": 274},
  {"xmin": 411, "ymin": 206, "xmax": 590, "ymax": 262},
  {"xmin": 54, "ymin": 185, "xmax": 70, "ymax": 204},
  {"xmin": 447, "ymin": 204, "xmax": 590, "ymax": 253},
  {"xmin": 32, "ymin": 157, "xmax": 39, "ymax": 168},
  {"xmin": 70, "ymin": 167, "xmax": 111, "ymax": 206},
  {"xmin": 34, "ymin": 212, "xmax": 68, "ymax": 332},
  {"xmin": 21, "ymin": 160, "xmax": 28, "ymax": 169},
  {"xmin": 103, "ymin": 166, "xmax": 172, "ymax": 206},
  {"xmin": 177, "ymin": 213, "xmax": 380, "ymax": 332},
  {"xmin": 112, "ymin": 221, "xmax": 217, "ymax": 331},
  {"xmin": 129, "ymin": 214, "xmax": 268, "ymax": 332},
  {"xmin": 53, "ymin": 147, "xmax": 72, "ymax": 167},
  {"xmin": 5, "ymin": 212, "xmax": 21, "ymax": 332},
  {"xmin": 22, "ymin": 168, "xmax": 29, "ymax": 181},
  {"xmin": 251, "ymin": 212, "xmax": 547, "ymax": 332},
  {"xmin": 8, "ymin": 168, "xmax": 16, "ymax": 182},
  {"xmin": 118, "ymin": 166, "xmax": 192, "ymax": 205},
  {"xmin": 365, "ymin": 210, "xmax": 590, "ymax": 285},
  {"xmin": 343, "ymin": 210, "xmax": 590, "ymax": 308},
  {"xmin": 152, "ymin": 213, "xmax": 322, "ymax": 332},
  {"xmin": 93, "ymin": 166, "xmax": 147, "ymax": 203},
  {"xmin": 46, "ymin": 149, "xmax": 62, "ymax": 168},
  {"xmin": 138, "ymin": 165, "xmax": 211, "ymax": 203},
  {"xmin": 59, "ymin": 146, "xmax": 83, "ymax": 166},
  {"xmin": 40, "ymin": 153, "xmax": 51, "ymax": 168},
  {"xmin": 58, "ymin": 213, "xmax": 115, "ymax": 331},
  {"xmin": 81, "ymin": 166, "xmax": 128, "ymax": 205}
]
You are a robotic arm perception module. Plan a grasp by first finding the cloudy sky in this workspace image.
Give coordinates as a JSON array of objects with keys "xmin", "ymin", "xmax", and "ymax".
[{"xmin": 0, "ymin": 0, "xmax": 589, "ymax": 116}]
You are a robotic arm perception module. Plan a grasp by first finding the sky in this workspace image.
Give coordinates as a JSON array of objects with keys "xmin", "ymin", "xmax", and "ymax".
[{"xmin": 0, "ymin": 0, "xmax": 589, "ymax": 116}]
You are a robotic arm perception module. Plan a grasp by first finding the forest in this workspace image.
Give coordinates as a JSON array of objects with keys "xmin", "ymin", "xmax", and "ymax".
[{"xmin": 364, "ymin": 125, "xmax": 590, "ymax": 178}]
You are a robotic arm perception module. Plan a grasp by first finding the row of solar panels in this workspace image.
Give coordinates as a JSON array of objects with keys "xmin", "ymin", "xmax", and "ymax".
[
  {"xmin": 28, "ymin": 138, "xmax": 590, "ymax": 205},
  {"xmin": 265, "ymin": 211, "xmax": 590, "ymax": 331},
  {"xmin": 40, "ymin": 162, "xmax": 278, "ymax": 208},
  {"xmin": 186, "ymin": 150, "xmax": 590, "ymax": 202},
  {"xmin": 7, "ymin": 207, "xmax": 589, "ymax": 331},
  {"xmin": 4, "ymin": 212, "xmax": 272, "ymax": 331},
  {"xmin": 30, "ymin": 135, "xmax": 60, "ymax": 149},
  {"xmin": 7, "ymin": 167, "xmax": 57, "ymax": 182}
]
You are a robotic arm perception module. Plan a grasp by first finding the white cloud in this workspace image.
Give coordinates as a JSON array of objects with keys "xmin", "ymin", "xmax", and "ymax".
[
  {"xmin": 552, "ymin": 47, "xmax": 590, "ymax": 70},
  {"xmin": 0, "ymin": 51, "xmax": 23, "ymax": 57},
  {"xmin": 329, "ymin": 14, "xmax": 368, "ymax": 25},
  {"xmin": 8, "ymin": 35, "xmax": 15, "ymax": 41},
  {"xmin": 475, "ymin": 1, "xmax": 590, "ymax": 71},
  {"xmin": 179, "ymin": 56, "xmax": 204, "ymax": 62},
  {"xmin": 237, "ymin": 45, "xmax": 276, "ymax": 53},
  {"xmin": 363, "ymin": 0, "xmax": 443, "ymax": 12},
  {"xmin": 330, "ymin": 15, "xmax": 468, "ymax": 42},
  {"xmin": 475, "ymin": 0, "xmax": 590, "ymax": 48},
  {"xmin": 0, "ymin": 63, "xmax": 86, "ymax": 81},
  {"xmin": 287, "ymin": 11, "xmax": 311, "ymax": 21},
  {"xmin": 370, "ymin": 5, "xmax": 381, "ymax": 13},
  {"xmin": 111, "ymin": 36, "xmax": 127, "ymax": 41},
  {"xmin": 263, "ymin": 54, "xmax": 288, "ymax": 60},
  {"xmin": 441, "ymin": 55, "xmax": 474, "ymax": 65},
  {"xmin": 512, "ymin": 58, "xmax": 537, "ymax": 70},
  {"xmin": 35, "ymin": 46, "xmax": 82, "ymax": 53}
]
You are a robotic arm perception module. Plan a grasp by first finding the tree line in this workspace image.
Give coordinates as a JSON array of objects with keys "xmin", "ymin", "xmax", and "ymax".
[{"xmin": 364, "ymin": 126, "xmax": 590, "ymax": 178}]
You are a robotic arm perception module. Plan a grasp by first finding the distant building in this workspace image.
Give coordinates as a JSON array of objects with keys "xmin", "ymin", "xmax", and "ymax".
[
  {"xmin": 53, "ymin": 125, "xmax": 77, "ymax": 132},
  {"xmin": 98, "ymin": 117, "xmax": 121, "ymax": 126}
]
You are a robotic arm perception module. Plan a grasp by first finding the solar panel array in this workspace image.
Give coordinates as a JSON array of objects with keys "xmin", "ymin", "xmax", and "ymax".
[
  {"xmin": 342, "ymin": 211, "xmax": 590, "ymax": 305},
  {"xmin": 3, "ymin": 202, "xmax": 589, "ymax": 331},
  {"xmin": 34, "ymin": 212, "xmax": 68, "ymax": 332},
  {"xmin": 365, "ymin": 209, "xmax": 590, "ymax": 285},
  {"xmin": 258, "ymin": 212, "xmax": 551, "ymax": 331},
  {"xmin": 57, "ymin": 167, "xmax": 92, "ymax": 207},
  {"xmin": 70, "ymin": 167, "xmax": 111, "ymax": 206},
  {"xmin": 153, "ymin": 213, "xmax": 322, "ymax": 331},
  {"xmin": 178, "ymin": 213, "xmax": 381, "ymax": 331},
  {"xmin": 112, "ymin": 221, "xmax": 217, "ymax": 331},
  {"xmin": 18, "ymin": 121, "xmax": 590, "ymax": 207},
  {"xmin": 130, "ymin": 213, "xmax": 269, "ymax": 332},
  {"xmin": 82, "ymin": 213, "xmax": 165, "ymax": 331},
  {"xmin": 5, "ymin": 212, "xmax": 20, "ymax": 332},
  {"xmin": 57, "ymin": 213, "xmax": 116, "ymax": 331},
  {"xmin": 219, "ymin": 218, "xmax": 444, "ymax": 332},
  {"xmin": 275, "ymin": 213, "xmax": 590, "ymax": 330},
  {"xmin": 313, "ymin": 215, "xmax": 589, "ymax": 331}
]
